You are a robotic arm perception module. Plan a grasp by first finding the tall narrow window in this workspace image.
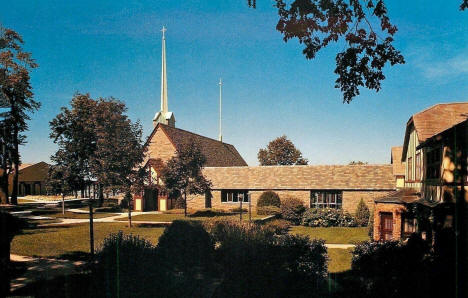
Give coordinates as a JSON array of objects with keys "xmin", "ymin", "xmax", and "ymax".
[
  {"xmin": 415, "ymin": 152, "xmax": 421, "ymax": 181},
  {"xmin": 407, "ymin": 157, "xmax": 413, "ymax": 181},
  {"xmin": 426, "ymin": 147, "xmax": 441, "ymax": 179}
]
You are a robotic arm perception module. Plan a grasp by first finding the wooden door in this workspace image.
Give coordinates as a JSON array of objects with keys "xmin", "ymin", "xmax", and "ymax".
[{"xmin": 380, "ymin": 213, "xmax": 394, "ymax": 241}]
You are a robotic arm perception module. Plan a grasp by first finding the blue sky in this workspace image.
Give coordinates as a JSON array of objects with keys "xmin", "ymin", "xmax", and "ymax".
[{"xmin": 2, "ymin": 0, "xmax": 467, "ymax": 166}]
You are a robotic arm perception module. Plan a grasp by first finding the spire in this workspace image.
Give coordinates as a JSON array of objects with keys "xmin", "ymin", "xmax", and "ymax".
[
  {"xmin": 218, "ymin": 78, "xmax": 223, "ymax": 142},
  {"xmin": 154, "ymin": 26, "xmax": 175, "ymax": 128},
  {"xmin": 161, "ymin": 26, "xmax": 168, "ymax": 113}
]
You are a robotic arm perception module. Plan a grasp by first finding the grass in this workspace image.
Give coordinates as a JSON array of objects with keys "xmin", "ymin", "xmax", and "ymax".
[
  {"xmin": 116, "ymin": 211, "xmax": 268, "ymax": 222},
  {"xmin": 17, "ymin": 198, "xmax": 38, "ymax": 204},
  {"xmin": 48, "ymin": 211, "xmax": 118, "ymax": 219},
  {"xmin": 11, "ymin": 223, "xmax": 165, "ymax": 258},
  {"xmin": 289, "ymin": 226, "xmax": 369, "ymax": 244},
  {"xmin": 328, "ymin": 248, "xmax": 353, "ymax": 273}
]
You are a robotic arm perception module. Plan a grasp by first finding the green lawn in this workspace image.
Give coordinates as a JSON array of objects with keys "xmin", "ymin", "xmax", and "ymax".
[
  {"xmin": 48, "ymin": 211, "xmax": 118, "ymax": 219},
  {"xmin": 328, "ymin": 248, "xmax": 353, "ymax": 273},
  {"xmin": 290, "ymin": 226, "xmax": 369, "ymax": 244},
  {"xmin": 11, "ymin": 223, "xmax": 165, "ymax": 258},
  {"xmin": 116, "ymin": 212, "xmax": 268, "ymax": 222}
]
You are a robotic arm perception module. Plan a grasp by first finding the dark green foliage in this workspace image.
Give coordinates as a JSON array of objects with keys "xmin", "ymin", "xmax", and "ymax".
[
  {"xmin": 257, "ymin": 205, "xmax": 281, "ymax": 215},
  {"xmin": 92, "ymin": 231, "xmax": 161, "ymax": 298},
  {"xmin": 212, "ymin": 220, "xmax": 327, "ymax": 297},
  {"xmin": 280, "ymin": 196, "xmax": 306, "ymax": 225},
  {"xmin": 302, "ymin": 208, "xmax": 357, "ymax": 227},
  {"xmin": 262, "ymin": 219, "xmax": 291, "ymax": 235},
  {"xmin": 257, "ymin": 190, "xmax": 281, "ymax": 207},
  {"xmin": 157, "ymin": 220, "xmax": 214, "ymax": 273},
  {"xmin": 258, "ymin": 135, "xmax": 308, "ymax": 165},
  {"xmin": 174, "ymin": 196, "xmax": 185, "ymax": 209},
  {"xmin": 354, "ymin": 199, "xmax": 370, "ymax": 226},
  {"xmin": 346, "ymin": 236, "xmax": 455, "ymax": 298}
]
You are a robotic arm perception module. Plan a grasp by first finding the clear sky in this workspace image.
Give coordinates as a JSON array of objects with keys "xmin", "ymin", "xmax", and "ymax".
[{"xmin": 2, "ymin": 0, "xmax": 467, "ymax": 166}]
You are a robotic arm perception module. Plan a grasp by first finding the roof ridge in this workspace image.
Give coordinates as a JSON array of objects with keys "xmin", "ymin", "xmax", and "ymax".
[
  {"xmin": 413, "ymin": 102, "xmax": 468, "ymax": 117},
  {"xmin": 204, "ymin": 164, "xmax": 392, "ymax": 169}
]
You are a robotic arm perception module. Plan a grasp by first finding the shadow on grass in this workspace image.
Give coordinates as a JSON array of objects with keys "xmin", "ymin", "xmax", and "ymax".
[
  {"xmin": 10, "ymin": 274, "xmax": 92, "ymax": 298},
  {"xmin": 55, "ymin": 251, "xmax": 91, "ymax": 262}
]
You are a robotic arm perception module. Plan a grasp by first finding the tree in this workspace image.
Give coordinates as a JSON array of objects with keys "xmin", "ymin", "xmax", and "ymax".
[
  {"xmin": 348, "ymin": 161, "xmax": 368, "ymax": 165},
  {"xmin": 355, "ymin": 198, "xmax": 370, "ymax": 226},
  {"xmin": 258, "ymin": 135, "xmax": 308, "ymax": 165},
  {"xmin": 0, "ymin": 26, "xmax": 40, "ymax": 204},
  {"xmin": 161, "ymin": 142, "xmax": 212, "ymax": 217}
]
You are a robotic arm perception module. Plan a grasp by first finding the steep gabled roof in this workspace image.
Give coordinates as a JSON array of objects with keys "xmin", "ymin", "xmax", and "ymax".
[
  {"xmin": 18, "ymin": 162, "xmax": 50, "ymax": 182},
  {"xmin": 390, "ymin": 146, "xmax": 405, "ymax": 176},
  {"xmin": 202, "ymin": 164, "xmax": 395, "ymax": 190},
  {"xmin": 402, "ymin": 102, "xmax": 468, "ymax": 160},
  {"xmin": 146, "ymin": 123, "xmax": 247, "ymax": 167}
]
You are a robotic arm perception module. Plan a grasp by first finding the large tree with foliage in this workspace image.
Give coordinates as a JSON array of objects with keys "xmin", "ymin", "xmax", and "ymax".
[
  {"xmin": 161, "ymin": 142, "xmax": 212, "ymax": 217},
  {"xmin": 248, "ymin": 1, "xmax": 466, "ymax": 103},
  {"xmin": 258, "ymin": 135, "xmax": 308, "ymax": 165},
  {"xmin": 0, "ymin": 26, "xmax": 39, "ymax": 204}
]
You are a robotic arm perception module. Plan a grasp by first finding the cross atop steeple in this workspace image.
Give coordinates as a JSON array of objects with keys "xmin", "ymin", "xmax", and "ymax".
[{"xmin": 153, "ymin": 26, "xmax": 175, "ymax": 128}]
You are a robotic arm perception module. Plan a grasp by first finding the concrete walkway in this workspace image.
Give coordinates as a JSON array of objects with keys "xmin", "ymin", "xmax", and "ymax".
[
  {"xmin": 38, "ymin": 210, "xmax": 162, "ymax": 226},
  {"xmin": 325, "ymin": 244, "xmax": 355, "ymax": 249},
  {"xmin": 9, "ymin": 254, "xmax": 86, "ymax": 292}
]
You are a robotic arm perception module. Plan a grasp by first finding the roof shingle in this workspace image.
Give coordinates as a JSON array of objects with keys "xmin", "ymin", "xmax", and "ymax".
[
  {"xmin": 391, "ymin": 146, "xmax": 405, "ymax": 176},
  {"xmin": 202, "ymin": 164, "xmax": 395, "ymax": 190}
]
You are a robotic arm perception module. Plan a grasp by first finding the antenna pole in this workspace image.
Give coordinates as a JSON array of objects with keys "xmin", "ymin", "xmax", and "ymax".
[{"xmin": 218, "ymin": 78, "xmax": 223, "ymax": 142}]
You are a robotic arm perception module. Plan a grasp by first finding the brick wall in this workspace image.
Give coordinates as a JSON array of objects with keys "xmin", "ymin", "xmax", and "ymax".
[
  {"xmin": 145, "ymin": 128, "xmax": 176, "ymax": 164},
  {"xmin": 342, "ymin": 190, "xmax": 393, "ymax": 214},
  {"xmin": 373, "ymin": 202, "xmax": 407, "ymax": 241},
  {"xmin": 187, "ymin": 189, "xmax": 392, "ymax": 213}
]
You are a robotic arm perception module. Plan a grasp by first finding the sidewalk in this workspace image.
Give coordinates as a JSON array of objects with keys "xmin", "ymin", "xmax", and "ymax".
[{"xmin": 9, "ymin": 254, "xmax": 86, "ymax": 292}]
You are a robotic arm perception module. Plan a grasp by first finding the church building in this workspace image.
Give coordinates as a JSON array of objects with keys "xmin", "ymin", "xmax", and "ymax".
[{"xmin": 134, "ymin": 27, "xmax": 398, "ymax": 213}]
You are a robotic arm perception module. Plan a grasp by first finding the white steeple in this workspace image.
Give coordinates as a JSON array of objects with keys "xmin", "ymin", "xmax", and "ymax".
[
  {"xmin": 218, "ymin": 78, "xmax": 223, "ymax": 142},
  {"xmin": 153, "ymin": 26, "xmax": 175, "ymax": 127}
]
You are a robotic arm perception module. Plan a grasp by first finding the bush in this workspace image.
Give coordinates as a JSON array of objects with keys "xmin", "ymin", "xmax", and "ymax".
[
  {"xmin": 257, "ymin": 205, "xmax": 281, "ymax": 215},
  {"xmin": 157, "ymin": 220, "xmax": 214, "ymax": 273},
  {"xmin": 355, "ymin": 198, "xmax": 370, "ymax": 227},
  {"xmin": 302, "ymin": 208, "xmax": 357, "ymax": 227},
  {"xmin": 190, "ymin": 208, "xmax": 228, "ymax": 217},
  {"xmin": 348, "ymin": 236, "xmax": 444, "ymax": 298},
  {"xmin": 93, "ymin": 231, "xmax": 161, "ymax": 297},
  {"xmin": 210, "ymin": 220, "xmax": 328, "ymax": 297},
  {"xmin": 262, "ymin": 219, "xmax": 291, "ymax": 234},
  {"xmin": 280, "ymin": 197, "xmax": 306, "ymax": 225},
  {"xmin": 257, "ymin": 191, "xmax": 281, "ymax": 208},
  {"xmin": 368, "ymin": 208, "xmax": 374, "ymax": 239}
]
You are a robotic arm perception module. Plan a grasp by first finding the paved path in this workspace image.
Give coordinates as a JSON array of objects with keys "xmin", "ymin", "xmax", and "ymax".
[
  {"xmin": 38, "ymin": 210, "xmax": 162, "ymax": 226},
  {"xmin": 325, "ymin": 244, "xmax": 355, "ymax": 249},
  {"xmin": 9, "ymin": 254, "xmax": 86, "ymax": 292}
]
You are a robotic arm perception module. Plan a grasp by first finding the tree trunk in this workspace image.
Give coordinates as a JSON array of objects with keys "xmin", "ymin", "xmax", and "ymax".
[
  {"xmin": 0, "ymin": 173, "xmax": 8, "ymax": 205},
  {"xmin": 98, "ymin": 185, "xmax": 104, "ymax": 207},
  {"xmin": 184, "ymin": 191, "xmax": 187, "ymax": 217},
  {"xmin": 89, "ymin": 200, "xmax": 94, "ymax": 258},
  {"xmin": 128, "ymin": 193, "xmax": 132, "ymax": 228},
  {"xmin": 10, "ymin": 137, "xmax": 18, "ymax": 205},
  {"xmin": 62, "ymin": 192, "xmax": 65, "ymax": 215}
]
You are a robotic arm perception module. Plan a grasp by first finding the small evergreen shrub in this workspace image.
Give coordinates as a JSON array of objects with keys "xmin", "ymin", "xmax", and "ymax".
[
  {"xmin": 355, "ymin": 198, "xmax": 370, "ymax": 227},
  {"xmin": 280, "ymin": 196, "xmax": 306, "ymax": 225},
  {"xmin": 257, "ymin": 205, "xmax": 281, "ymax": 215},
  {"xmin": 257, "ymin": 191, "xmax": 281, "ymax": 207},
  {"xmin": 302, "ymin": 208, "xmax": 357, "ymax": 227},
  {"xmin": 368, "ymin": 209, "xmax": 374, "ymax": 239}
]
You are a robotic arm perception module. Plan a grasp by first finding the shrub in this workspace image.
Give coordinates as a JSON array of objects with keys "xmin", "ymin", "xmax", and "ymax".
[
  {"xmin": 262, "ymin": 219, "xmax": 291, "ymax": 234},
  {"xmin": 257, "ymin": 205, "xmax": 281, "ymax": 215},
  {"xmin": 190, "ymin": 208, "xmax": 228, "ymax": 217},
  {"xmin": 349, "ymin": 236, "xmax": 443, "ymax": 298},
  {"xmin": 93, "ymin": 231, "xmax": 160, "ymax": 297},
  {"xmin": 210, "ymin": 220, "xmax": 328, "ymax": 297},
  {"xmin": 302, "ymin": 208, "xmax": 357, "ymax": 227},
  {"xmin": 157, "ymin": 220, "xmax": 214, "ymax": 273},
  {"xmin": 257, "ymin": 191, "xmax": 281, "ymax": 207},
  {"xmin": 280, "ymin": 196, "xmax": 306, "ymax": 225},
  {"xmin": 354, "ymin": 198, "xmax": 370, "ymax": 227}
]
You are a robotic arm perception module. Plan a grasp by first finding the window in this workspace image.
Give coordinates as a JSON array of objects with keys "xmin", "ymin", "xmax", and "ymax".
[
  {"xmin": 221, "ymin": 190, "xmax": 249, "ymax": 203},
  {"xmin": 407, "ymin": 156, "xmax": 413, "ymax": 181},
  {"xmin": 310, "ymin": 191, "xmax": 342, "ymax": 209},
  {"xmin": 415, "ymin": 152, "xmax": 421, "ymax": 181},
  {"xmin": 426, "ymin": 147, "xmax": 441, "ymax": 179}
]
